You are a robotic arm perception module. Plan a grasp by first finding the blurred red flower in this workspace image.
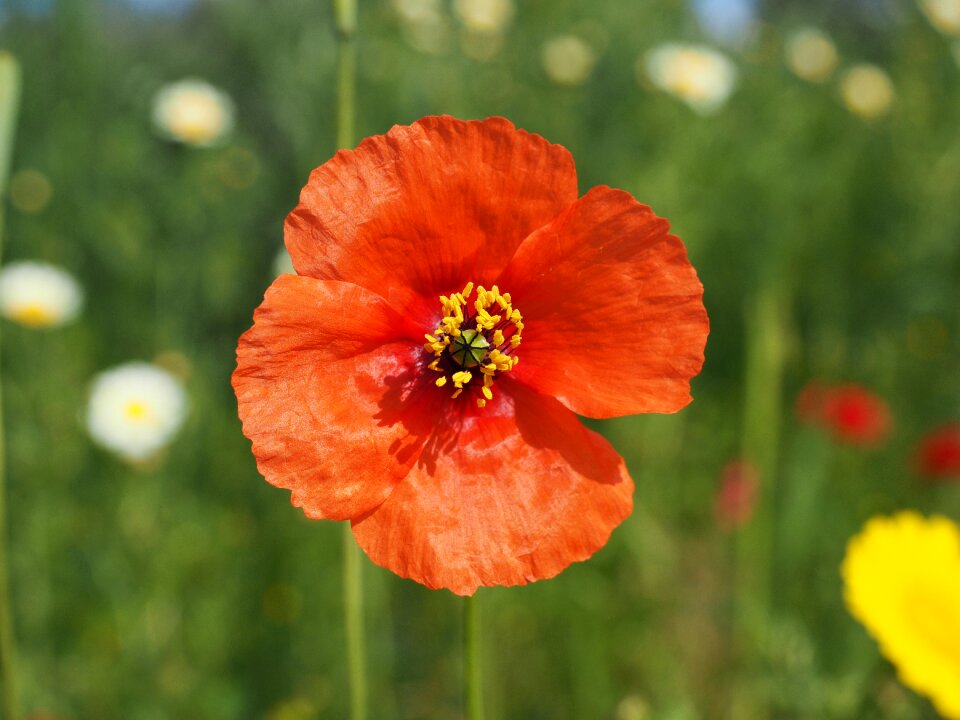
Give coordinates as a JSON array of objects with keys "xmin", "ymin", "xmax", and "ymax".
[
  {"xmin": 232, "ymin": 116, "xmax": 709, "ymax": 595},
  {"xmin": 714, "ymin": 459, "xmax": 759, "ymax": 530},
  {"xmin": 915, "ymin": 423, "xmax": 960, "ymax": 481},
  {"xmin": 796, "ymin": 381, "xmax": 891, "ymax": 446},
  {"xmin": 820, "ymin": 384, "xmax": 891, "ymax": 445}
]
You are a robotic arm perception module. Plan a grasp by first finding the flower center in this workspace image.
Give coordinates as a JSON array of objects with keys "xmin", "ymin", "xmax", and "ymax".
[
  {"xmin": 9, "ymin": 303, "xmax": 57, "ymax": 327},
  {"xmin": 124, "ymin": 400, "xmax": 152, "ymax": 423},
  {"xmin": 423, "ymin": 281, "xmax": 523, "ymax": 408}
]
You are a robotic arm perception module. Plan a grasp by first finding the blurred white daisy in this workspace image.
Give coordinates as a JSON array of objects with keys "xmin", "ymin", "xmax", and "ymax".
[
  {"xmin": 0, "ymin": 260, "xmax": 83, "ymax": 329},
  {"xmin": 453, "ymin": 0, "xmax": 513, "ymax": 33},
  {"xmin": 840, "ymin": 64, "xmax": 894, "ymax": 120},
  {"xmin": 152, "ymin": 78, "xmax": 235, "ymax": 147},
  {"xmin": 919, "ymin": 0, "xmax": 960, "ymax": 36},
  {"xmin": 785, "ymin": 27, "xmax": 839, "ymax": 83},
  {"xmin": 642, "ymin": 43, "xmax": 737, "ymax": 114},
  {"xmin": 541, "ymin": 35, "xmax": 597, "ymax": 86},
  {"xmin": 87, "ymin": 362, "xmax": 188, "ymax": 462}
]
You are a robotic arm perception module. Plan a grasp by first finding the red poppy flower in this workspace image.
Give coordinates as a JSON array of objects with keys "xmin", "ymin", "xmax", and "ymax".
[
  {"xmin": 819, "ymin": 384, "xmax": 892, "ymax": 446},
  {"xmin": 915, "ymin": 423, "xmax": 960, "ymax": 481},
  {"xmin": 714, "ymin": 459, "xmax": 759, "ymax": 530},
  {"xmin": 232, "ymin": 116, "xmax": 708, "ymax": 595}
]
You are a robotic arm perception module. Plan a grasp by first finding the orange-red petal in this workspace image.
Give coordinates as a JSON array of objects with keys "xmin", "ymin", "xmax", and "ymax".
[
  {"xmin": 350, "ymin": 379, "xmax": 634, "ymax": 596},
  {"xmin": 285, "ymin": 115, "xmax": 578, "ymax": 325},
  {"xmin": 497, "ymin": 186, "xmax": 708, "ymax": 419},
  {"xmin": 232, "ymin": 275, "xmax": 434, "ymax": 520}
]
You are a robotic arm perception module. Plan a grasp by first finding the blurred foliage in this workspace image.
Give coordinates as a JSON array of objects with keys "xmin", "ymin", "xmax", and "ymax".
[{"xmin": 1, "ymin": 0, "xmax": 959, "ymax": 718}]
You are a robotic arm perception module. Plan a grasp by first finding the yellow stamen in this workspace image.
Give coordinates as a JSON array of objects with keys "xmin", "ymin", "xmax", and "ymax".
[
  {"xmin": 451, "ymin": 370, "xmax": 473, "ymax": 388},
  {"xmin": 425, "ymin": 280, "xmax": 523, "ymax": 409}
]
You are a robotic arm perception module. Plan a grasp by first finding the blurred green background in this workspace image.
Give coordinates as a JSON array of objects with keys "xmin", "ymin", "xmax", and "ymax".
[{"xmin": 1, "ymin": 0, "xmax": 960, "ymax": 717}]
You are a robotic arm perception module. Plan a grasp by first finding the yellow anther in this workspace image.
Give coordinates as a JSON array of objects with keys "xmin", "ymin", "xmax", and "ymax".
[
  {"xmin": 451, "ymin": 388, "xmax": 464, "ymax": 399},
  {"xmin": 510, "ymin": 334, "xmax": 522, "ymax": 348},
  {"xmin": 511, "ymin": 356, "xmax": 519, "ymax": 367},
  {"xmin": 511, "ymin": 309, "xmax": 522, "ymax": 322},
  {"xmin": 428, "ymin": 359, "xmax": 441, "ymax": 371},
  {"xmin": 483, "ymin": 374, "xmax": 494, "ymax": 388},
  {"xmin": 451, "ymin": 370, "xmax": 473, "ymax": 388},
  {"xmin": 476, "ymin": 398, "xmax": 487, "ymax": 408},
  {"xmin": 461, "ymin": 281, "xmax": 474, "ymax": 298},
  {"xmin": 425, "ymin": 333, "xmax": 438, "ymax": 343},
  {"xmin": 492, "ymin": 329, "xmax": 505, "ymax": 347},
  {"xmin": 481, "ymin": 386, "xmax": 493, "ymax": 400},
  {"xmin": 480, "ymin": 363, "xmax": 497, "ymax": 376},
  {"xmin": 435, "ymin": 376, "xmax": 448, "ymax": 387}
]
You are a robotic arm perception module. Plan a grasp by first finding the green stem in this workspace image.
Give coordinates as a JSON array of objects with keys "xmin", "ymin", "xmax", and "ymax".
[
  {"xmin": 731, "ymin": 284, "xmax": 789, "ymax": 720},
  {"xmin": 335, "ymin": 23, "xmax": 355, "ymax": 152},
  {"xmin": 464, "ymin": 594, "xmax": 484, "ymax": 720},
  {"xmin": 0, "ymin": 52, "xmax": 23, "ymax": 720},
  {"xmin": 332, "ymin": 3, "xmax": 365, "ymax": 719},
  {"xmin": 342, "ymin": 524, "xmax": 367, "ymax": 720}
]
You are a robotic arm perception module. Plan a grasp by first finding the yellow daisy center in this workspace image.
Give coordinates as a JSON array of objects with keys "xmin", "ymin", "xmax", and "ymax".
[
  {"xmin": 9, "ymin": 303, "xmax": 57, "ymax": 328},
  {"xmin": 124, "ymin": 401, "xmax": 152, "ymax": 423},
  {"xmin": 422, "ymin": 281, "xmax": 523, "ymax": 408}
]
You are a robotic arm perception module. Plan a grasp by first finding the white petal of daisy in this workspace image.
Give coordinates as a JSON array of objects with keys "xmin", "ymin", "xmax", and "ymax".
[
  {"xmin": 541, "ymin": 35, "xmax": 597, "ymax": 86},
  {"xmin": 0, "ymin": 260, "xmax": 83, "ymax": 329},
  {"xmin": 641, "ymin": 43, "xmax": 737, "ymax": 114},
  {"xmin": 152, "ymin": 78, "xmax": 235, "ymax": 147},
  {"xmin": 840, "ymin": 64, "xmax": 895, "ymax": 120},
  {"xmin": 785, "ymin": 27, "xmax": 839, "ymax": 83},
  {"xmin": 86, "ymin": 362, "xmax": 188, "ymax": 462}
]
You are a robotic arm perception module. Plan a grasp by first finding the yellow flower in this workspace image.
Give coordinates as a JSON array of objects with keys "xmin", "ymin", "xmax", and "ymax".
[
  {"xmin": 541, "ymin": 35, "xmax": 597, "ymax": 87},
  {"xmin": 784, "ymin": 27, "xmax": 839, "ymax": 83},
  {"xmin": 840, "ymin": 64, "xmax": 894, "ymax": 120},
  {"xmin": 841, "ymin": 511, "xmax": 960, "ymax": 719}
]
